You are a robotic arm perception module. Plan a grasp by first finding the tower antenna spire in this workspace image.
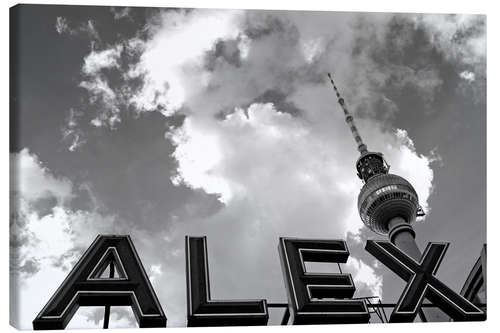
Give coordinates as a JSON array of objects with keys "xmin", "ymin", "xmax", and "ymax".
[{"xmin": 327, "ymin": 73, "xmax": 368, "ymax": 155}]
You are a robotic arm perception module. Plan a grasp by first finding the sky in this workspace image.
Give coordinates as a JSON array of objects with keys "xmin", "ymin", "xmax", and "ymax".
[{"xmin": 10, "ymin": 4, "xmax": 486, "ymax": 329}]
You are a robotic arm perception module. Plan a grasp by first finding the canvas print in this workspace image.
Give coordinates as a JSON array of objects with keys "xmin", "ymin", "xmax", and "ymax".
[{"xmin": 10, "ymin": 4, "xmax": 486, "ymax": 330}]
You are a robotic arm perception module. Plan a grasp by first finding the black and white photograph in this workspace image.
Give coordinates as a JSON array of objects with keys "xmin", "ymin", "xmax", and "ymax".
[{"xmin": 9, "ymin": 2, "xmax": 487, "ymax": 330}]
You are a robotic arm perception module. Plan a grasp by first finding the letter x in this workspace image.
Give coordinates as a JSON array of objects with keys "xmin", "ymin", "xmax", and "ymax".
[{"xmin": 365, "ymin": 240, "xmax": 485, "ymax": 322}]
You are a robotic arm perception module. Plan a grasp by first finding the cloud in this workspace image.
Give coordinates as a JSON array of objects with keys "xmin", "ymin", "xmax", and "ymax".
[
  {"xmin": 82, "ymin": 45, "xmax": 123, "ymax": 75},
  {"xmin": 169, "ymin": 103, "xmax": 435, "ymax": 237},
  {"xmin": 84, "ymin": 20, "xmax": 100, "ymax": 41},
  {"xmin": 301, "ymin": 37, "xmax": 325, "ymax": 63},
  {"xmin": 110, "ymin": 7, "xmax": 131, "ymax": 20},
  {"xmin": 55, "ymin": 16, "xmax": 70, "ymax": 35},
  {"xmin": 345, "ymin": 256, "xmax": 383, "ymax": 297},
  {"xmin": 54, "ymin": 17, "xmax": 101, "ymax": 41},
  {"xmin": 10, "ymin": 149, "xmax": 126, "ymax": 329},
  {"xmin": 126, "ymin": 9, "xmax": 243, "ymax": 114},
  {"xmin": 62, "ymin": 108, "xmax": 86, "ymax": 152},
  {"xmin": 413, "ymin": 14, "xmax": 486, "ymax": 101},
  {"xmin": 10, "ymin": 148, "xmax": 73, "ymax": 203},
  {"xmin": 390, "ymin": 129, "xmax": 435, "ymax": 214},
  {"xmin": 66, "ymin": 307, "xmax": 137, "ymax": 329},
  {"xmin": 414, "ymin": 14, "xmax": 486, "ymax": 69},
  {"xmin": 459, "ymin": 70, "xmax": 476, "ymax": 83},
  {"xmin": 79, "ymin": 76, "xmax": 121, "ymax": 128},
  {"xmin": 77, "ymin": 44, "xmax": 126, "ymax": 128},
  {"xmin": 70, "ymin": 10, "xmax": 487, "ymax": 135}
]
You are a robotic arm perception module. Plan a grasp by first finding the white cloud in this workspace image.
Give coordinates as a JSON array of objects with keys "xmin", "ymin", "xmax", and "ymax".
[
  {"xmin": 414, "ymin": 14, "xmax": 486, "ymax": 68},
  {"xmin": 170, "ymin": 103, "xmax": 435, "ymax": 237},
  {"xmin": 301, "ymin": 37, "xmax": 325, "ymax": 63},
  {"xmin": 79, "ymin": 76, "xmax": 121, "ymax": 128},
  {"xmin": 126, "ymin": 9, "xmax": 243, "ymax": 114},
  {"xmin": 84, "ymin": 20, "xmax": 100, "ymax": 41},
  {"xmin": 346, "ymin": 256, "xmax": 383, "ymax": 297},
  {"xmin": 460, "ymin": 70, "xmax": 476, "ymax": 83},
  {"xmin": 390, "ymin": 129, "xmax": 435, "ymax": 214},
  {"xmin": 55, "ymin": 17, "xmax": 70, "ymax": 35},
  {"xmin": 54, "ymin": 17, "xmax": 101, "ymax": 41},
  {"xmin": 148, "ymin": 264, "xmax": 163, "ymax": 283},
  {"xmin": 10, "ymin": 148, "xmax": 73, "ymax": 203},
  {"xmin": 73, "ymin": 10, "xmax": 481, "ymax": 133},
  {"xmin": 110, "ymin": 7, "xmax": 131, "ymax": 20},
  {"xmin": 82, "ymin": 45, "xmax": 123, "ymax": 75},
  {"xmin": 62, "ymin": 108, "xmax": 86, "ymax": 152},
  {"xmin": 10, "ymin": 150, "xmax": 122, "ymax": 329},
  {"xmin": 413, "ymin": 14, "xmax": 485, "ymax": 101},
  {"xmin": 77, "ymin": 44, "xmax": 126, "ymax": 129}
]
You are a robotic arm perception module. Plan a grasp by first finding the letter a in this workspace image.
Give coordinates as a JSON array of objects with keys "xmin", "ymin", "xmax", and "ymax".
[{"xmin": 33, "ymin": 235, "xmax": 167, "ymax": 330}]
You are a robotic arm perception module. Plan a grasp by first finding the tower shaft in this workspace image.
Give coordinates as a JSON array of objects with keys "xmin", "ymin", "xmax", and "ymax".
[{"xmin": 388, "ymin": 217, "xmax": 421, "ymax": 261}]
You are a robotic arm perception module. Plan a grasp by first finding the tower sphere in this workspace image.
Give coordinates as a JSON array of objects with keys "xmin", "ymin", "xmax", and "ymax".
[{"xmin": 357, "ymin": 173, "xmax": 420, "ymax": 235}]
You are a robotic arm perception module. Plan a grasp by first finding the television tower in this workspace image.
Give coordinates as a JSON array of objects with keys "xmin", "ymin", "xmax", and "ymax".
[
  {"xmin": 327, "ymin": 73, "xmax": 425, "ymax": 259},
  {"xmin": 327, "ymin": 73, "xmax": 447, "ymax": 321}
]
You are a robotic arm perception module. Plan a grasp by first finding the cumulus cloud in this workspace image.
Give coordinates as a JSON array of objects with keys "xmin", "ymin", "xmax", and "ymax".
[
  {"xmin": 78, "ymin": 10, "xmax": 483, "ymax": 126},
  {"xmin": 414, "ymin": 14, "xmax": 486, "ymax": 70},
  {"xmin": 10, "ymin": 148, "xmax": 73, "ymax": 204},
  {"xmin": 126, "ymin": 9, "xmax": 244, "ymax": 114},
  {"xmin": 169, "ymin": 103, "xmax": 435, "ymax": 236},
  {"xmin": 9, "ymin": 149, "xmax": 127, "ymax": 328},
  {"xmin": 390, "ymin": 129, "xmax": 435, "ymax": 213},
  {"xmin": 413, "ymin": 14, "xmax": 486, "ymax": 101}
]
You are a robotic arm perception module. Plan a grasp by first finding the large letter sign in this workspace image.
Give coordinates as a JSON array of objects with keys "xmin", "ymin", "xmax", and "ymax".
[
  {"xmin": 33, "ymin": 234, "xmax": 486, "ymax": 328},
  {"xmin": 33, "ymin": 235, "xmax": 167, "ymax": 330},
  {"xmin": 185, "ymin": 236, "xmax": 269, "ymax": 326},
  {"xmin": 278, "ymin": 238, "xmax": 370, "ymax": 324},
  {"xmin": 365, "ymin": 240, "xmax": 486, "ymax": 322}
]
